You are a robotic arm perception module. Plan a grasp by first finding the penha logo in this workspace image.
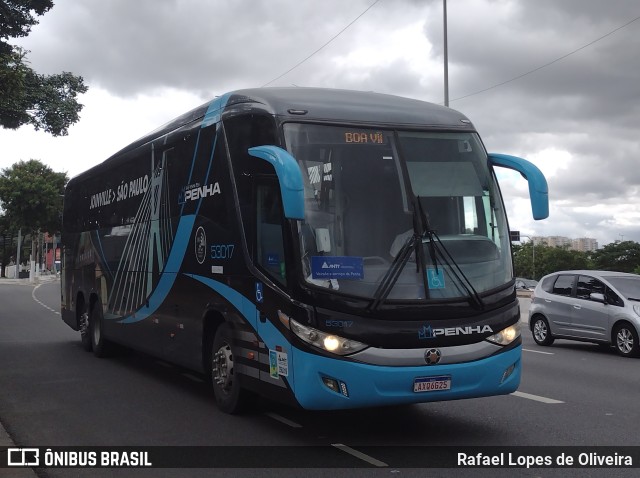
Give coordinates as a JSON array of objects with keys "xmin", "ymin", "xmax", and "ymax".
[
  {"xmin": 419, "ymin": 324, "xmax": 493, "ymax": 339},
  {"xmin": 179, "ymin": 182, "xmax": 221, "ymax": 204}
]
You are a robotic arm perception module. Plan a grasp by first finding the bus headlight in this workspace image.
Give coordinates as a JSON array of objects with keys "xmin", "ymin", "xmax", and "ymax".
[
  {"xmin": 485, "ymin": 323, "xmax": 521, "ymax": 346},
  {"xmin": 282, "ymin": 314, "xmax": 368, "ymax": 355}
]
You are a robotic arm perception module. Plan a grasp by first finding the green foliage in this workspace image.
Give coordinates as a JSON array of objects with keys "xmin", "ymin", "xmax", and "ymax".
[
  {"xmin": 513, "ymin": 242, "xmax": 591, "ymax": 280},
  {"xmin": 0, "ymin": 1, "xmax": 53, "ymax": 42},
  {"xmin": 0, "ymin": 1, "xmax": 88, "ymax": 136},
  {"xmin": 591, "ymin": 241, "xmax": 640, "ymax": 273},
  {"xmin": 514, "ymin": 240, "xmax": 640, "ymax": 279},
  {"xmin": 0, "ymin": 159, "xmax": 67, "ymax": 235}
]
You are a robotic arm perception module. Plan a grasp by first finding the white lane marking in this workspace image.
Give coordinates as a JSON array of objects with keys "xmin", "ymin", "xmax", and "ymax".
[
  {"xmin": 331, "ymin": 443, "xmax": 388, "ymax": 467},
  {"xmin": 32, "ymin": 284, "xmax": 61, "ymax": 315},
  {"xmin": 265, "ymin": 412, "xmax": 302, "ymax": 428},
  {"xmin": 511, "ymin": 391, "xmax": 564, "ymax": 404},
  {"xmin": 523, "ymin": 348, "xmax": 554, "ymax": 355}
]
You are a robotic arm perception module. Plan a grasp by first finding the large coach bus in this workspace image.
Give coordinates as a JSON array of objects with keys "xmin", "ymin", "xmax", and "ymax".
[{"xmin": 61, "ymin": 88, "xmax": 548, "ymax": 413}]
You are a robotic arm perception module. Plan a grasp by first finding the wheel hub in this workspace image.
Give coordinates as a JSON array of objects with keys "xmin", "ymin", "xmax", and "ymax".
[
  {"xmin": 80, "ymin": 312, "xmax": 89, "ymax": 336},
  {"xmin": 534, "ymin": 320, "xmax": 547, "ymax": 341},
  {"xmin": 617, "ymin": 329, "xmax": 633, "ymax": 354},
  {"xmin": 213, "ymin": 345, "xmax": 234, "ymax": 391}
]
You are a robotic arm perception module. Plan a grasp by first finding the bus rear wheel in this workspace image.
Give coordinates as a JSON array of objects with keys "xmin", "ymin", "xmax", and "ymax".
[
  {"xmin": 90, "ymin": 304, "xmax": 110, "ymax": 358},
  {"xmin": 80, "ymin": 309, "xmax": 92, "ymax": 352},
  {"xmin": 211, "ymin": 322, "xmax": 246, "ymax": 414}
]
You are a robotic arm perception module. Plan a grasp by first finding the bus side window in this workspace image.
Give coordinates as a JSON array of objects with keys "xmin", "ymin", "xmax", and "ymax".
[{"xmin": 256, "ymin": 182, "xmax": 287, "ymax": 285}]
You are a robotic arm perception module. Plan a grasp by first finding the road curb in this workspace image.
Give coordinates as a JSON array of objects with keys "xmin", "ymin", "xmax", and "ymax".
[
  {"xmin": 0, "ymin": 421, "xmax": 38, "ymax": 477},
  {"xmin": 0, "ymin": 276, "xmax": 59, "ymax": 286}
]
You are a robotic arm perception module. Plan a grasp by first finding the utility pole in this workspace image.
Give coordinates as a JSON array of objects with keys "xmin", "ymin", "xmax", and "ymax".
[
  {"xmin": 520, "ymin": 235, "xmax": 536, "ymax": 279},
  {"xmin": 443, "ymin": 0, "xmax": 449, "ymax": 106},
  {"xmin": 16, "ymin": 229, "xmax": 21, "ymax": 279}
]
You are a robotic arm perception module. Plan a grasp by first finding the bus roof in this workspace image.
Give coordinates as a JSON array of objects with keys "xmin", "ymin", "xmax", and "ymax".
[
  {"xmin": 74, "ymin": 88, "xmax": 475, "ymax": 182},
  {"xmin": 224, "ymin": 87, "xmax": 473, "ymax": 128}
]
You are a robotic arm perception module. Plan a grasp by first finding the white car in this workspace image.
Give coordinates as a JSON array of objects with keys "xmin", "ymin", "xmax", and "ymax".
[{"xmin": 529, "ymin": 270, "xmax": 640, "ymax": 357}]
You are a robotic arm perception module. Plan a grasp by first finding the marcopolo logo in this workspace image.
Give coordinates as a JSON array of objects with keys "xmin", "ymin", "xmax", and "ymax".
[
  {"xmin": 418, "ymin": 324, "xmax": 493, "ymax": 339},
  {"xmin": 195, "ymin": 227, "xmax": 207, "ymax": 265}
]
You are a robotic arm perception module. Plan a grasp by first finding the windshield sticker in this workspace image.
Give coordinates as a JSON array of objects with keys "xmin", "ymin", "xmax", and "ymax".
[
  {"xmin": 427, "ymin": 267, "xmax": 445, "ymax": 289},
  {"xmin": 267, "ymin": 253, "xmax": 280, "ymax": 266},
  {"xmin": 311, "ymin": 256, "xmax": 364, "ymax": 280}
]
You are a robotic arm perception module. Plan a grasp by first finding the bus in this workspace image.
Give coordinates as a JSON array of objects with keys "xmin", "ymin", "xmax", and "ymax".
[{"xmin": 60, "ymin": 87, "xmax": 548, "ymax": 413}]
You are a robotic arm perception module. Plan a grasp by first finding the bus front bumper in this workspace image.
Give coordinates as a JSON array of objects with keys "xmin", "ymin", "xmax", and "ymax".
[{"xmin": 290, "ymin": 345, "xmax": 521, "ymax": 410}]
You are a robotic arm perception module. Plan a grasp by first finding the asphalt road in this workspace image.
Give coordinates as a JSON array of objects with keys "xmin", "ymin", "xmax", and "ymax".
[{"xmin": 1, "ymin": 281, "xmax": 639, "ymax": 478}]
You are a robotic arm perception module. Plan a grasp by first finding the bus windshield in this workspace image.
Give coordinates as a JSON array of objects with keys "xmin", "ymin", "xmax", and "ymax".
[{"xmin": 283, "ymin": 123, "xmax": 513, "ymax": 301}]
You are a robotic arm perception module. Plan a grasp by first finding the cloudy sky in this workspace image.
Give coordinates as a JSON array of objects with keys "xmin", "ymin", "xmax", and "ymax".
[{"xmin": 1, "ymin": 0, "xmax": 639, "ymax": 246}]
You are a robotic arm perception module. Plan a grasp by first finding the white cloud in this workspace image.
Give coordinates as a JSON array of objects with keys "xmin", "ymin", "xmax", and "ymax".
[{"xmin": 2, "ymin": 0, "xmax": 640, "ymax": 247}]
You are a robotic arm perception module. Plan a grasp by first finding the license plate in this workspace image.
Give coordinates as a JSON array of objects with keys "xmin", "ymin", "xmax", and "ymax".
[{"xmin": 413, "ymin": 375, "xmax": 451, "ymax": 393}]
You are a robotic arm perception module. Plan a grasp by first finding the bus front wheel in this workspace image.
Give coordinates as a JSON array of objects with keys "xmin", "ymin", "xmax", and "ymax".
[{"xmin": 211, "ymin": 322, "xmax": 246, "ymax": 414}]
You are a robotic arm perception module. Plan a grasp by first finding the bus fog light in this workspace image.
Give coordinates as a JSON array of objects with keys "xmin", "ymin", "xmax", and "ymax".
[
  {"xmin": 322, "ymin": 376, "xmax": 339, "ymax": 392},
  {"xmin": 501, "ymin": 363, "xmax": 516, "ymax": 383},
  {"xmin": 486, "ymin": 324, "xmax": 521, "ymax": 346},
  {"xmin": 321, "ymin": 376, "xmax": 349, "ymax": 397}
]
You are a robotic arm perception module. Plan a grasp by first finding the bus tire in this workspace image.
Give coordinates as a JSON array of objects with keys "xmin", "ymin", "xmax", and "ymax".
[
  {"xmin": 90, "ymin": 304, "xmax": 110, "ymax": 358},
  {"xmin": 80, "ymin": 308, "xmax": 92, "ymax": 352},
  {"xmin": 211, "ymin": 322, "xmax": 245, "ymax": 414}
]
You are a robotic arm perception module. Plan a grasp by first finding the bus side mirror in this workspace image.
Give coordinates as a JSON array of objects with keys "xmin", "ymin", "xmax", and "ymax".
[
  {"xmin": 488, "ymin": 153, "xmax": 549, "ymax": 220},
  {"xmin": 248, "ymin": 145, "xmax": 305, "ymax": 220}
]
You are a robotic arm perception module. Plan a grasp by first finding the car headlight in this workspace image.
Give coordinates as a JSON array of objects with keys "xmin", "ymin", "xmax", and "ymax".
[
  {"xmin": 485, "ymin": 323, "xmax": 521, "ymax": 346},
  {"xmin": 279, "ymin": 311, "xmax": 368, "ymax": 355},
  {"xmin": 633, "ymin": 305, "xmax": 640, "ymax": 317}
]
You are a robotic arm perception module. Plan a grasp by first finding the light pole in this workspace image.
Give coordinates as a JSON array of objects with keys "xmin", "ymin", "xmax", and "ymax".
[
  {"xmin": 520, "ymin": 235, "xmax": 535, "ymax": 279},
  {"xmin": 443, "ymin": 0, "xmax": 449, "ymax": 106}
]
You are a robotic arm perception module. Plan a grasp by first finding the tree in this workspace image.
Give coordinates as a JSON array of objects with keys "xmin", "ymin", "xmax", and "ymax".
[
  {"xmin": 591, "ymin": 241, "xmax": 640, "ymax": 273},
  {"xmin": 1, "ymin": 0, "xmax": 88, "ymax": 136},
  {"xmin": 0, "ymin": 159, "xmax": 67, "ymax": 234},
  {"xmin": 513, "ymin": 242, "xmax": 591, "ymax": 280}
]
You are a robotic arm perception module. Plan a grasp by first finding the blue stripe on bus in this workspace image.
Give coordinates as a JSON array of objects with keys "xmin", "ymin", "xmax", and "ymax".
[
  {"xmin": 185, "ymin": 274, "xmax": 259, "ymax": 330},
  {"xmin": 194, "ymin": 134, "xmax": 217, "ymax": 217},
  {"xmin": 180, "ymin": 129, "xmax": 201, "ymax": 217},
  {"xmin": 117, "ymin": 215, "xmax": 196, "ymax": 324},
  {"xmin": 202, "ymin": 93, "xmax": 232, "ymax": 128}
]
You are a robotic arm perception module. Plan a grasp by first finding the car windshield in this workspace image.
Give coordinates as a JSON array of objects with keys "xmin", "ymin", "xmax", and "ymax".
[
  {"xmin": 283, "ymin": 123, "xmax": 513, "ymax": 302},
  {"xmin": 606, "ymin": 276, "xmax": 640, "ymax": 300}
]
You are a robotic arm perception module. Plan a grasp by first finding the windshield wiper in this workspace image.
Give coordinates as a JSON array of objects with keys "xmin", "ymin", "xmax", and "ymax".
[
  {"xmin": 415, "ymin": 196, "xmax": 485, "ymax": 310},
  {"xmin": 627, "ymin": 297, "xmax": 640, "ymax": 302},
  {"xmin": 369, "ymin": 197, "xmax": 485, "ymax": 311},
  {"xmin": 369, "ymin": 231, "xmax": 418, "ymax": 311}
]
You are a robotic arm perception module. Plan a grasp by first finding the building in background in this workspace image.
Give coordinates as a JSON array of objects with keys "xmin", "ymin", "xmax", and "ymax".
[{"xmin": 531, "ymin": 236, "xmax": 598, "ymax": 252}]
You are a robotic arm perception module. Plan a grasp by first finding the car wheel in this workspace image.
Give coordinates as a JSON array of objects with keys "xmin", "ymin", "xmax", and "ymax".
[
  {"xmin": 90, "ymin": 303, "xmax": 110, "ymax": 358},
  {"xmin": 531, "ymin": 315, "xmax": 554, "ymax": 346},
  {"xmin": 211, "ymin": 322, "xmax": 247, "ymax": 414},
  {"xmin": 613, "ymin": 323, "xmax": 639, "ymax": 357}
]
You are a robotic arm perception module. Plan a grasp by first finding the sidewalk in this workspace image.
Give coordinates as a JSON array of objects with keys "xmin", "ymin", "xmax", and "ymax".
[
  {"xmin": 0, "ymin": 422, "xmax": 38, "ymax": 477},
  {"xmin": 0, "ymin": 275, "xmax": 59, "ymax": 285}
]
